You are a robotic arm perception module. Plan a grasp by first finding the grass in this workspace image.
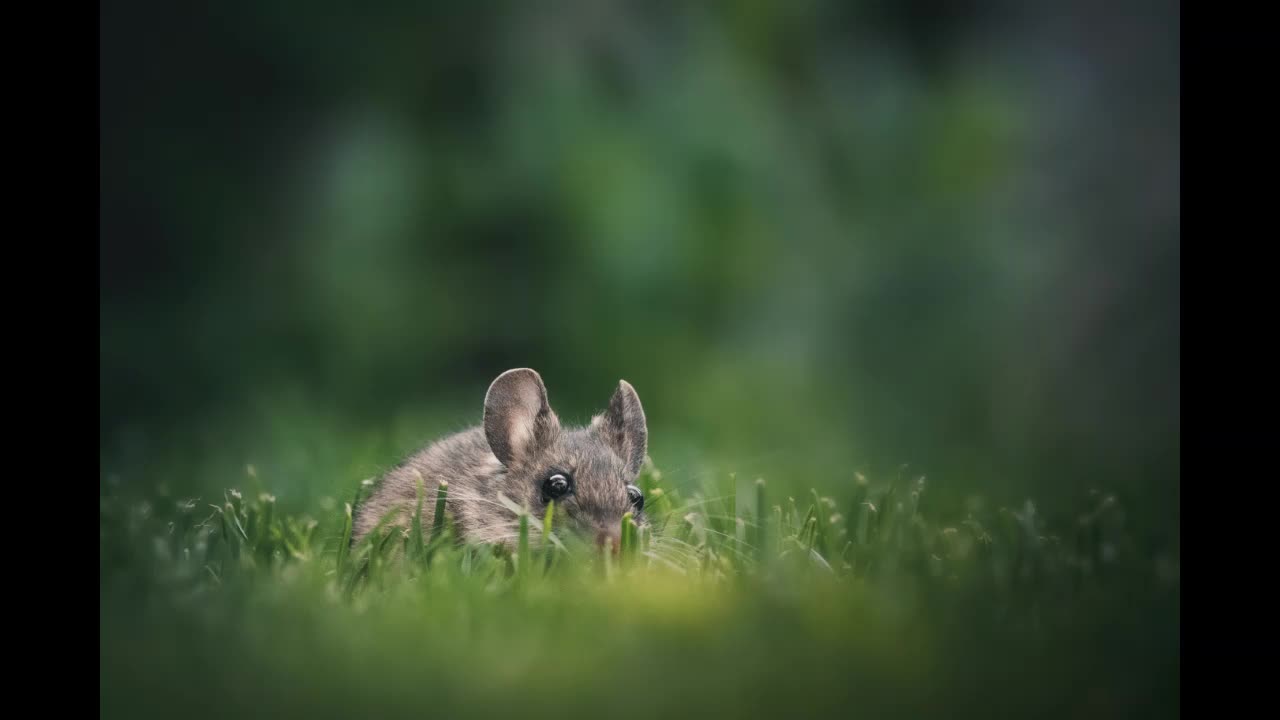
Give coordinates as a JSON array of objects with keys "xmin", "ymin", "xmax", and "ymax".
[{"xmin": 100, "ymin": 456, "xmax": 1178, "ymax": 720}]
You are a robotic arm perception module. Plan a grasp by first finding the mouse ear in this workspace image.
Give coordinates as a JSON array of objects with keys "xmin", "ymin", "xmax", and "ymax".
[
  {"xmin": 597, "ymin": 379, "xmax": 648, "ymax": 477},
  {"xmin": 483, "ymin": 369, "xmax": 560, "ymax": 467}
]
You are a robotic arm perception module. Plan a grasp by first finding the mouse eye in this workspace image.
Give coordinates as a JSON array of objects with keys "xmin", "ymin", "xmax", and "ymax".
[
  {"xmin": 542, "ymin": 473, "xmax": 571, "ymax": 502},
  {"xmin": 626, "ymin": 484, "xmax": 644, "ymax": 512}
]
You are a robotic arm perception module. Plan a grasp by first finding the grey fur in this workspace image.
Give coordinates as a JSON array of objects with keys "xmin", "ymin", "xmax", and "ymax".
[{"xmin": 352, "ymin": 368, "xmax": 650, "ymax": 551}]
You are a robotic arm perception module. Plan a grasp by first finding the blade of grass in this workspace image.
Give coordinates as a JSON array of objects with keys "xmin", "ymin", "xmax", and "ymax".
[
  {"xmin": 517, "ymin": 509, "xmax": 531, "ymax": 585},
  {"xmin": 409, "ymin": 472, "xmax": 425, "ymax": 565},
  {"xmin": 755, "ymin": 479, "xmax": 768, "ymax": 559}
]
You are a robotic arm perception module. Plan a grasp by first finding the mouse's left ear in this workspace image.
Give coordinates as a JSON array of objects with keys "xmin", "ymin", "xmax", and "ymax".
[
  {"xmin": 484, "ymin": 368, "xmax": 560, "ymax": 467},
  {"xmin": 596, "ymin": 379, "xmax": 648, "ymax": 476}
]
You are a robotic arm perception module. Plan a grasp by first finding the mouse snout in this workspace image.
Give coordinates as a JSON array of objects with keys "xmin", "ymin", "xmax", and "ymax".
[{"xmin": 594, "ymin": 527, "xmax": 621, "ymax": 555}]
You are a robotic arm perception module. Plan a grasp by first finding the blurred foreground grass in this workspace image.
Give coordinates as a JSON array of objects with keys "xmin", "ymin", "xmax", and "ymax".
[{"xmin": 101, "ymin": 445, "xmax": 1178, "ymax": 719}]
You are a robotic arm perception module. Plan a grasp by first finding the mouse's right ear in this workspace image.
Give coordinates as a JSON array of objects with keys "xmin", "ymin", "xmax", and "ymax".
[
  {"xmin": 483, "ymin": 368, "xmax": 560, "ymax": 467},
  {"xmin": 597, "ymin": 379, "xmax": 648, "ymax": 477}
]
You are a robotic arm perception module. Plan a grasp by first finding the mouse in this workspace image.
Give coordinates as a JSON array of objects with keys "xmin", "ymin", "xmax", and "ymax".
[{"xmin": 351, "ymin": 368, "xmax": 650, "ymax": 554}]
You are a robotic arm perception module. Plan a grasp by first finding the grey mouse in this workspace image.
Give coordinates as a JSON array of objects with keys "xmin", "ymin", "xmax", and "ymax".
[{"xmin": 352, "ymin": 368, "xmax": 650, "ymax": 553}]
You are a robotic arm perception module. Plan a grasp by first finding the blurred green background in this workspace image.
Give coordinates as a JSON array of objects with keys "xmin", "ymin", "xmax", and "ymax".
[{"xmin": 100, "ymin": 0, "xmax": 1178, "ymax": 542}]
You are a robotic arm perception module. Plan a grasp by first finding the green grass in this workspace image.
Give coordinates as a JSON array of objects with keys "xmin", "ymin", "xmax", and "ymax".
[{"xmin": 100, "ymin": 457, "xmax": 1178, "ymax": 720}]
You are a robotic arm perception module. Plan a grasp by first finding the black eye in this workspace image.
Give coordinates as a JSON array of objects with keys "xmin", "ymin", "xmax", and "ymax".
[
  {"xmin": 542, "ymin": 473, "xmax": 571, "ymax": 502},
  {"xmin": 627, "ymin": 484, "xmax": 644, "ymax": 512}
]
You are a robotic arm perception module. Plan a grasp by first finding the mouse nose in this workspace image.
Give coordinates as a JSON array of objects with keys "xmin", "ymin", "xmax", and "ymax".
[{"xmin": 595, "ymin": 528, "xmax": 620, "ymax": 555}]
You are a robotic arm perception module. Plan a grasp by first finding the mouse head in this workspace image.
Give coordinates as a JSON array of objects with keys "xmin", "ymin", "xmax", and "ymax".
[{"xmin": 483, "ymin": 368, "xmax": 648, "ymax": 553}]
